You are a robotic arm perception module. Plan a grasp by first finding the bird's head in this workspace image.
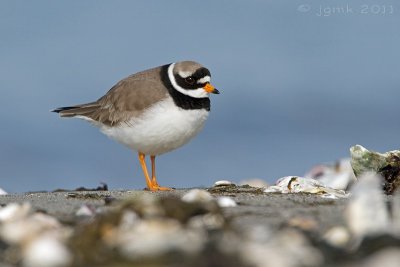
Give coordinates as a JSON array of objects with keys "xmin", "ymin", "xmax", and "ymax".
[{"xmin": 167, "ymin": 61, "xmax": 219, "ymax": 98}]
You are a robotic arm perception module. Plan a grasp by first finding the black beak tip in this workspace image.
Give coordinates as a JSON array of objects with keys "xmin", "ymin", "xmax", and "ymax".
[{"xmin": 213, "ymin": 88, "xmax": 220, "ymax": 94}]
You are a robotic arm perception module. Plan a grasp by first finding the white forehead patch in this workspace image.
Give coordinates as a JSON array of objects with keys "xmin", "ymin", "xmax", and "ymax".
[
  {"xmin": 178, "ymin": 71, "xmax": 192, "ymax": 78},
  {"xmin": 197, "ymin": 76, "xmax": 210, "ymax": 84},
  {"xmin": 168, "ymin": 63, "xmax": 208, "ymax": 99}
]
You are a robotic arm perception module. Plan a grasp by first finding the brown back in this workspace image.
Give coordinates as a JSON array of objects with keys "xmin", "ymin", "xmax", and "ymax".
[{"xmin": 57, "ymin": 66, "xmax": 168, "ymax": 126}]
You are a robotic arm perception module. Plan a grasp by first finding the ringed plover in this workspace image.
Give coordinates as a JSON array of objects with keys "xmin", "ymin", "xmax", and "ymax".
[{"xmin": 53, "ymin": 61, "xmax": 219, "ymax": 191}]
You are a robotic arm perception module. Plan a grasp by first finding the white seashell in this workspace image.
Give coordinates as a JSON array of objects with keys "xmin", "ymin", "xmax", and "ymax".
[
  {"xmin": 323, "ymin": 227, "xmax": 350, "ymax": 247},
  {"xmin": 0, "ymin": 202, "xmax": 31, "ymax": 222},
  {"xmin": 264, "ymin": 176, "xmax": 348, "ymax": 198},
  {"xmin": 263, "ymin": 186, "xmax": 281, "ymax": 193},
  {"xmin": 305, "ymin": 159, "xmax": 356, "ymax": 190},
  {"xmin": 181, "ymin": 189, "xmax": 214, "ymax": 203},
  {"xmin": 23, "ymin": 234, "xmax": 72, "ymax": 267},
  {"xmin": 214, "ymin": 180, "xmax": 234, "ymax": 186},
  {"xmin": 217, "ymin": 197, "xmax": 237, "ymax": 207},
  {"xmin": 0, "ymin": 187, "xmax": 7, "ymax": 195},
  {"xmin": 345, "ymin": 172, "xmax": 390, "ymax": 238}
]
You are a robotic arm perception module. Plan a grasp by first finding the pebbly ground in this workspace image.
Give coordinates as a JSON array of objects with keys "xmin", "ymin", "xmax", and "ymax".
[
  {"xmin": 0, "ymin": 185, "xmax": 398, "ymax": 267},
  {"xmin": 0, "ymin": 189, "xmax": 347, "ymax": 235}
]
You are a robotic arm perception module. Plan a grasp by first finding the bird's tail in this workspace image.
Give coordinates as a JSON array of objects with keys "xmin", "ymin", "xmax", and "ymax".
[{"xmin": 52, "ymin": 102, "xmax": 100, "ymax": 118}]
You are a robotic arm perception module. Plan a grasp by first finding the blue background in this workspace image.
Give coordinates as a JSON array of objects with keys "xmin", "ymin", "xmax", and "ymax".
[{"xmin": 1, "ymin": 0, "xmax": 399, "ymax": 192}]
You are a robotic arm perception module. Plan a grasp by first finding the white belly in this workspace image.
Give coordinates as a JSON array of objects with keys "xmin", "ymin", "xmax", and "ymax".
[{"xmin": 100, "ymin": 97, "xmax": 209, "ymax": 155}]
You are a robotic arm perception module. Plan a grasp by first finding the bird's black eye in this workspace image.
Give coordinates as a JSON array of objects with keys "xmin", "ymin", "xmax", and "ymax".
[{"xmin": 185, "ymin": 77, "xmax": 195, "ymax": 85}]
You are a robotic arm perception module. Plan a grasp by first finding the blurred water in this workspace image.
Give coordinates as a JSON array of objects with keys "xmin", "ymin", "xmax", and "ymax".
[{"xmin": 0, "ymin": 0, "xmax": 399, "ymax": 192}]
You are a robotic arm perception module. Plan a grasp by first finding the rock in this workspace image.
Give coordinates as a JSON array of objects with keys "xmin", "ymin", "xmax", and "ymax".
[
  {"xmin": 350, "ymin": 145, "xmax": 400, "ymax": 194},
  {"xmin": 345, "ymin": 172, "xmax": 390, "ymax": 238}
]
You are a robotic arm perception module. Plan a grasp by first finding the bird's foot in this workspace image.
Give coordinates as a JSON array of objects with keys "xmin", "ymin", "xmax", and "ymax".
[
  {"xmin": 146, "ymin": 182, "xmax": 174, "ymax": 191},
  {"xmin": 151, "ymin": 185, "xmax": 174, "ymax": 191}
]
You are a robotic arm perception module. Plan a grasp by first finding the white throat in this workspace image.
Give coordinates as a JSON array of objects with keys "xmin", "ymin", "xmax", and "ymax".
[{"xmin": 168, "ymin": 63, "xmax": 208, "ymax": 98}]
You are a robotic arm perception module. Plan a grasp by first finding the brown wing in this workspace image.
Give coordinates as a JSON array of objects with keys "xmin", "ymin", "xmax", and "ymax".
[{"xmin": 54, "ymin": 66, "xmax": 168, "ymax": 126}]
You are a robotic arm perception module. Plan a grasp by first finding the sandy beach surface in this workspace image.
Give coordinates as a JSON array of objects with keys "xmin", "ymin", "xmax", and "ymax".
[
  {"xmin": 0, "ymin": 185, "xmax": 399, "ymax": 267},
  {"xmin": 0, "ymin": 189, "xmax": 346, "ymax": 233}
]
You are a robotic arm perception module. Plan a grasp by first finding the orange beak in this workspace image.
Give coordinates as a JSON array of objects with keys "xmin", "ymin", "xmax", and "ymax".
[{"xmin": 203, "ymin": 83, "xmax": 220, "ymax": 94}]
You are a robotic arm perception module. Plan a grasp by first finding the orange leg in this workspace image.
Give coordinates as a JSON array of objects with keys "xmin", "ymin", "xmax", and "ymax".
[
  {"xmin": 150, "ymin": 155, "xmax": 173, "ymax": 191},
  {"xmin": 150, "ymin": 155, "xmax": 158, "ymax": 186},
  {"xmin": 138, "ymin": 152, "xmax": 173, "ymax": 191},
  {"xmin": 138, "ymin": 152, "xmax": 152, "ymax": 190}
]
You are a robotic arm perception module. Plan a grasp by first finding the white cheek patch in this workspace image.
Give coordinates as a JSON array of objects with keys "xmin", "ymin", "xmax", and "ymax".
[
  {"xmin": 197, "ymin": 76, "xmax": 210, "ymax": 84},
  {"xmin": 178, "ymin": 71, "xmax": 192, "ymax": 78},
  {"xmin": 168, "ymin": 63, "xmax": 208, "ymax": 99}
]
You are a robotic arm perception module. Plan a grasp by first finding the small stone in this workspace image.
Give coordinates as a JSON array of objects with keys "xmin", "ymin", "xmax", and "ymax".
[
  {"xmin": 181, "ymin": 189, "xmax": 214, "ymax": 203},
  {"xmin": 23, "ymin": 234, "xmax": 72, "ymax": 267},
  {"xmin": 323, "ymin": 227, "xmax": 350, "ymax": 247},
  {"xmin": 75, "ymin": 205, "xmax": 96, "ymax": 217},
  {"xmin": 217, "ymin": 197, "xmax": 237, "ymax": 207}
]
